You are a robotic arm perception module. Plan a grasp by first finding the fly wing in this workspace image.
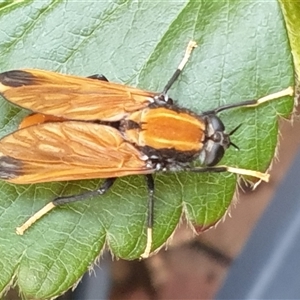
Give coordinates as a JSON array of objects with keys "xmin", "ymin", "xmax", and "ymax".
[
  {"xmin": 0, "ymin": 69, "xmax": 154, "ymax": 121},
  {"xmin": 18, "ymin": 113, "xmax": 67, "ymax": 129},
  {"xmin": 0, "ymin": 122, "xmax": 154, "ymax": 184}
]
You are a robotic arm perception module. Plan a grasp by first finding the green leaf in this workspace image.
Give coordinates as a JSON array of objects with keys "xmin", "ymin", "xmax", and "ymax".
[
  {"xmin": 279, "ymin": 0, "xmax": 300, "ymax": 81},
  {"xmin": 0, "ymin": 1, "xmax": 294, "ymax": 299}
]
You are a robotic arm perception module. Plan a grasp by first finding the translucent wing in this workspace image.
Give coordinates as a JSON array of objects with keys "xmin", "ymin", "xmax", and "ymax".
[
  {"xmin": 0, "ymin": 122, "xmax": 153, "ymax": 184},
  {"xmin": 0, "ymin": 69, "xmax": 154, "ymax": 121}
]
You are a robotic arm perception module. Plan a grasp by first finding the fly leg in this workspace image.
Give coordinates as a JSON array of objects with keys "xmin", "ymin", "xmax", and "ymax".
[
  {"xmin": 87, "ymin": 74, "xmax": 109, "ymax": 81},
  {"xmin": 16, "ymin": 178, "xmax": 116, "ymax": 235},
  {"xmin": 186, "ymin": 166, "xmax": 269, "ymax": 182},
  {"xmin": 155, "ymin": 40, "xmax": 197, "ymax": 104},
  {"xmin": 203, "ymin": 87, "xmax": 293, "ymax": 115},
  {"xmin": 140, "ymin": 174, "xmax": 155, "ymax": 259}
]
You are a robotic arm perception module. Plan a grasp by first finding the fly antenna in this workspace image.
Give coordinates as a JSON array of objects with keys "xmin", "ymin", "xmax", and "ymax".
[
  {"xmin": 229, "ymin": 124, "xmax": 242, "ymax": 150},
  {"xmin": 229, "ymin": 124, "xmax": 242, "ymax": 136},
  {"xmin": 230, "ymin": 141, "xmax": 239, "ymax": 150}
]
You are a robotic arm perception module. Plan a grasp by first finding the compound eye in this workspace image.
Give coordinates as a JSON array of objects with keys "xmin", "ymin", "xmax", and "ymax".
[
  {"xmin": 204, "ymin": 143, "xmax": 225, "ymax": 166},
  {"xmin": 209, "ymin": 115, "xmax": 225, "ymax": 132}
]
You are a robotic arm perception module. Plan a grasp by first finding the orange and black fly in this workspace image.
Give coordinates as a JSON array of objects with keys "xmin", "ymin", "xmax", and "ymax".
[{"xmin": 0, "ymin": 41, "xmax": 293, "ymax": 258}]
